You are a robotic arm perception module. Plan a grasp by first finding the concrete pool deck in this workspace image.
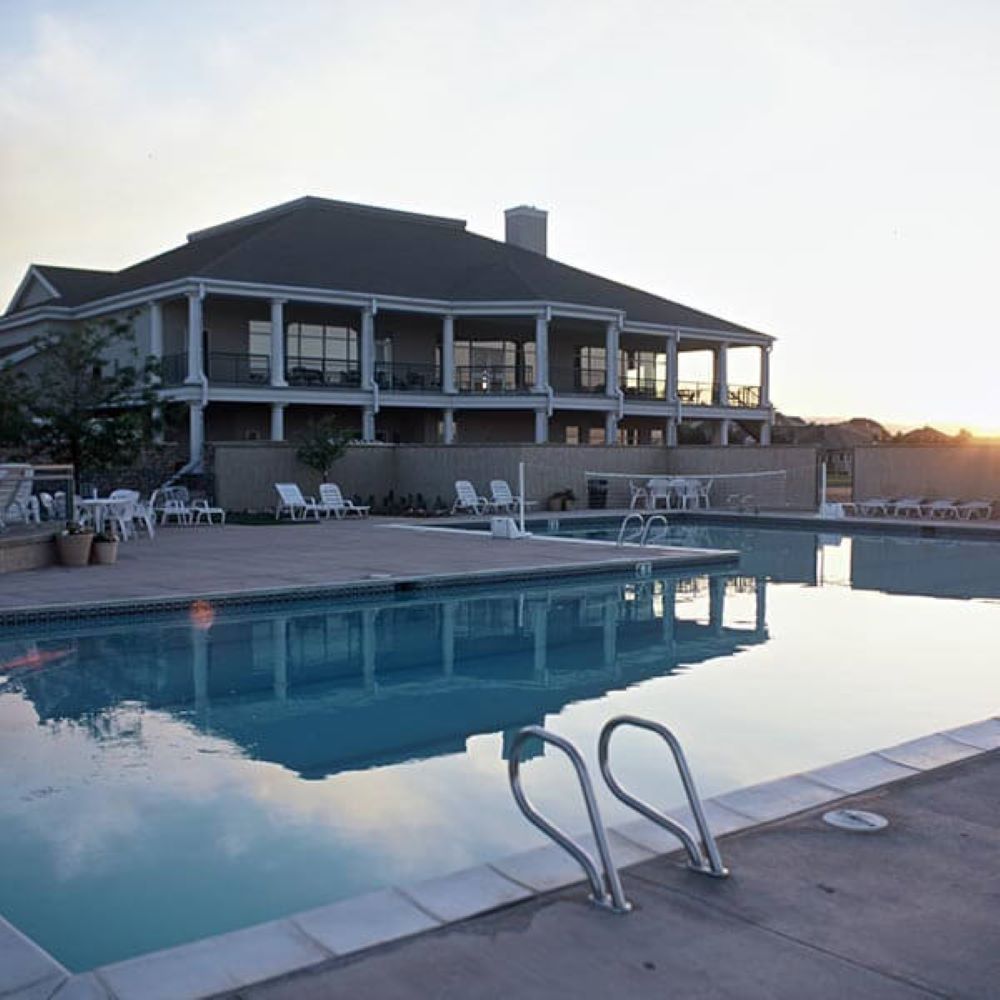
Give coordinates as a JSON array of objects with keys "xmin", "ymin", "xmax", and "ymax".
[
  {"xmin": 0, "ymin": 519, "xmax": 736, "ymax": 624},
  {"xmin": 236, "ymin": 737, "xmax": 1000, "ymax": 1000}
]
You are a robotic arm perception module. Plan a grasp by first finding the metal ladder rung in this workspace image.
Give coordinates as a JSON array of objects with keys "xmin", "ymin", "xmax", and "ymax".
[
  {"xmin": 599, "ymin": 715, "xmax": 728, "ymax": 878},
  {"xmin": 508, "ymin": 726, "xmax": 632, "ymax": 913}
]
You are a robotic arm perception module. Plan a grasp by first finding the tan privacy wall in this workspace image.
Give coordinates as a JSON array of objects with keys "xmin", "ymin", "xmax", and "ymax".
[
  {"xmin": 854, "ymin": 445, "xmax": 1000, "ymax": 510},
  {"xmin": 213, "ymin": 442, "xmax": 819, "ymax": 512}
]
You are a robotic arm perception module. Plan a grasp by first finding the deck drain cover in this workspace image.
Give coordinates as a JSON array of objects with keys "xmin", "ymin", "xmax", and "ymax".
[{"xmin": 823, "ymin": 809, "xmax": 888, "ymax": 832}]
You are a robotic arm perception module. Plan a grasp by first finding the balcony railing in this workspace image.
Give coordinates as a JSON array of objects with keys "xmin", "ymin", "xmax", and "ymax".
[
  {"xmin": 285, "ymin": 356, "xmax": 362, "ymax": 389},
  {"xmin": 727, "ymin": 384, "xmax": 762, "ymax": 408},
  {"xmin": 676, "ymin": 380, "xmax": 717, "ymax": 405},
  {"xmin": 375, "ymin": 361, "xmax": 442, "ymax": 392},
  {"xmin": 207, "ymin": 352, "xmax": 271, "ymax": 385},
  {"xmin": 549, "ymin": 365, "xmax": 607, "ymax": 395},
  {"xmin": 160, "ymin": 353, "xmax": 187, "ymax": 386},
  {"xmin": 456, "ymin": 365, "xmax": 533, "ymax": 393}
]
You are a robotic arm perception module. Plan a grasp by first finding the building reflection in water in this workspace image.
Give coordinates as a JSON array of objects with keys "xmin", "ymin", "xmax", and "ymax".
[{"xmin": 5, "ymin": 571, "xmax": 769, "ymax": 780}]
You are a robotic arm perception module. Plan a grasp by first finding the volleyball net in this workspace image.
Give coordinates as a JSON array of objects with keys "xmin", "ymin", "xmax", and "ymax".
[{"xmin": 582, "ymin": 469, "xmax": 794, "ymax": 511}]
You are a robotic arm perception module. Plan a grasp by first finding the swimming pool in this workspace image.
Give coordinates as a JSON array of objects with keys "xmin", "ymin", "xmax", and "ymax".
[{"xmin": 2, "ymin": 523, "xmax": 999, "ymax": 971}]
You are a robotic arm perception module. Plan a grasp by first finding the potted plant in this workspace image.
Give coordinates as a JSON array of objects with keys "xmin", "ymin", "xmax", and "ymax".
[
  {"xmin": 56, "ymin": 522, "xmax": 95, "ymax": 567},
  {"xmin": 547, "ymin": 489, "xmax": 577, "ymax": 512},
  {"xmin": 91, "ymin": 528, "xmax": 120, "ymax": 565}
]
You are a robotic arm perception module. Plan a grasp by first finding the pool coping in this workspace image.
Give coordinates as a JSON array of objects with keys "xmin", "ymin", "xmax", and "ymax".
[
  {"xmin": 6, "ymin": 715, "xmax": 998, "ymax": 999},
  {"xmin": 0, "ymin": 536, "xmax": 738, "ymax": 628}
]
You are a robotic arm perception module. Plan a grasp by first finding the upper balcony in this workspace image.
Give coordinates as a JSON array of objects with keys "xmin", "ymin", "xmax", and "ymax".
[{"xmin": 159, "ymin": 353, "xmax": 764, "ymax": 408}]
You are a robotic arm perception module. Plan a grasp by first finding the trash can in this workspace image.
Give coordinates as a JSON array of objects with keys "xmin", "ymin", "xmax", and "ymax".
[{"xmin": 587, "ymin": 477, "xmax": 609, "ymax": 510}]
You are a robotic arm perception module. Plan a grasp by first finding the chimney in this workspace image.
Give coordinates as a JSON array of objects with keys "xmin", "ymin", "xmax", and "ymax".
[{"xmin": 504, "ymin": 205, "xmax": 548, "ymax": 256}]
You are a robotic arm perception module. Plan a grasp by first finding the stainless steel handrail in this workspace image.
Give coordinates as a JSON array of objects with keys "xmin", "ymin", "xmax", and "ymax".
[
  {"xmin": 616, "ymin": 512, "xmax": 645, "ymax": 546},
  {"xmin": 598, "ymin": 716, "xmax": 729, "ymax": 878},
  {"xmin": 639, "ymin": 514, "xmax": 668, "ymax": 545},
  {"xmin": 508, "ymin": 726, "xmax": 632, "ymax": 913}
]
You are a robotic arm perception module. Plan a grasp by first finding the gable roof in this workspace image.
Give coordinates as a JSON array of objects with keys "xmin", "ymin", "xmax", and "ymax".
[{"xmin": 4, "ymin": 197, "xmax": 767, "ymax": 336}]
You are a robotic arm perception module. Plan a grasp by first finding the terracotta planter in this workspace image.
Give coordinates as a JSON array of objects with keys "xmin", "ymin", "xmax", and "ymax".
[
  {"xmin": 56, "ymin": 532, "xmax": 94, "ymax": 567},
  {"xmin": 91, "ymin": 540, "xmax": 119, "ymax": 565}
]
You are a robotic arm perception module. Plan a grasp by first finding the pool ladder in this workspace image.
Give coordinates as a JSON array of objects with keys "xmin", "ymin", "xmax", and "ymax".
[
  {"xmin": 508, "ymin": 716, "xmax": 728, "ymax": 915},
  {"xmin": 616, "ymin": 512, "xmax": 669, "ymax": 547}
]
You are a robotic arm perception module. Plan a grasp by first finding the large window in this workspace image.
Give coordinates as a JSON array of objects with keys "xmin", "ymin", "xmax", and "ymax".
[
  {"xmin": 621, "ymin": 349, "xmax": 667, "ymax": 398},
  {"xmin": 453, "ymin": 339, "xmax": 535, "ymax": 391},
  {"xmin": 285, "ymin": 323, "xmax": 359, "ymax": 385},
  {"xmin": 575, "ymin": 346, "xmax": 606, "ymax": 391},
  {"xmin": 248, "ymin": 321, "xmax": 271, "ymax": 379}
]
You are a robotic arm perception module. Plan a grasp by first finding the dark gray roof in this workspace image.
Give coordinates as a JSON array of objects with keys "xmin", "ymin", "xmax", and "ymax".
[
  {"xmin": 32, "ymin": 265, "xmax": 116, "ymax": 307},
  {"xmin": 10, "ymin": 197, "xmax": 765, "ymax": 336}
]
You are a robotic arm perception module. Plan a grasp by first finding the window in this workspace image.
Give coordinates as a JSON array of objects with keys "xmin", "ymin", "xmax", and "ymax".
[
  {"xmin": 621, "ymin": 349, "xmax": 666, "ymax": 398},
  {"xmin": 248, "ymin": 320, "xmax": 271, "ymax": 379},
  {"xmin": 587, "ymin": 427, "xmax": 605, "ymax": 445},
  {"xmin": 453, "ymin": 339, "xmax": 535, "ymax": 390},
  {"xmin": 618, "ymin": 426, "xmax": 641, "ymax": 446},
  {"xmin": 565, "ymin": 425, "xmax": 580, "ymax": 445},
  {"xmin": 285, "ymin": 323, "xmax": 359, "ymax": 380},
  {"xmin": 575, "ymin": 347, "xmax": 606, "ymax": 391},
  {"xmin": 650, "ymin": 428, "xmax": 665, "ymax": 445}
]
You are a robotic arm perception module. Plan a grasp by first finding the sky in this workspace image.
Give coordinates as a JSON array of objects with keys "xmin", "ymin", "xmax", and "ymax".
[{"xmin": 1, "ymin": 0, "xmax": 998, "ymax": 433}]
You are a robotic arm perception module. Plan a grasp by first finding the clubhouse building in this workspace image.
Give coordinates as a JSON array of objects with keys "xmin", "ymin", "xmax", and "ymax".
[{"xmin": 1, "ymin": 197, "xmax": 775, "ymax": 466}]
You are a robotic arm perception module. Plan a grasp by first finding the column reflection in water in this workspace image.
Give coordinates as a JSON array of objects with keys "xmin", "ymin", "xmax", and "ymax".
[
  {"xmin": 709, "ymin": 575, "xmax": 726, "ymax": 635},
  {"xmin": 531, "ymin": 600, "xmax": 548, "ymax": 683},
  {"xmin": 190, "ymin": 628, "xmax": 209, "ymax": 722},
  {"xmin": 361, "ymin": 608, "xmax": 377, "ymax": 692},
  {"xmin": 603, "ymin": 593, "xmax": 618, "ymax": 674},
  {"xmin": 755, "ymin": 576, "xmax": 768, "ymax": 636},
  {"xmin": 272, "ymin": 616, "xmax": 288, "ymax": 701},
  {"xmin": 440, "ymin": 602, "xmax": 456, "ymax": 677}
]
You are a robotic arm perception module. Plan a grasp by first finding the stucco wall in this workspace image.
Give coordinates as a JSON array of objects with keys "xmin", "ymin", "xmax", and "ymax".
[
  {"xmin": 854, "ymin": 446, "xmax": 1000, "ymax": 510},
  {"xmin": 212, "ymin": 441, "xmax": 819, "ymax": 512}
]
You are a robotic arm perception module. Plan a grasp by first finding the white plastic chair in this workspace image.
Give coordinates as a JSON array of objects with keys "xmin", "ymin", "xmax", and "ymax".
[
  {"xmin": 647, "ymin": 478, "xmax": 674, "ymax": 510},
  {"xmin": 921, "ymin": 498, "xmax": 959, "ymax": 519},
  {"xmin": 489, "ymin": 479, "xmax": 533, "ymax": 513},
  {"xmin": 891, "ymin": 497, "xmax": 925, "ymax": 518},
  {"xmin": 107, "ymin": 489, "xmax": 140, "ymax": 539},
  {"xmin": 957, "ymin": 500, "xmax": 993, "ymax": 521},
  {"xmin": 627, "ymin": 480, "xmax": 648, "ymax": 510},
  {"xmin": 318, "ymin": 483, "xmax": 370, "ymax": 519},
  {"xmin": 191, "ymin": 499, "xmax": 226, "ymax": 525},
  {"xmin": 858, "ymin": 497, "xmax": 891, "ymax": 516},
  {"xmin": 275, "ymin": 483, "xmax": 321, "ymax": 520},
  {"xmin": 452, "ymin": 480, "xmax": 489, "ymax": 515}
]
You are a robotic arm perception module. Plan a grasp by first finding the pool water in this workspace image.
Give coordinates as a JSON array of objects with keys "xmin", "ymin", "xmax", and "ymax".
[{"xmin": 1, "ymin": 524, "xmax": 999, "ymax": 971}]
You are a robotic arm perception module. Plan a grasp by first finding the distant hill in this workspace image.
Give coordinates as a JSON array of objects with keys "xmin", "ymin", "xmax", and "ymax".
[{"xmin": 773, "ymin": 415, "xmax": 970, "ymax": 448}]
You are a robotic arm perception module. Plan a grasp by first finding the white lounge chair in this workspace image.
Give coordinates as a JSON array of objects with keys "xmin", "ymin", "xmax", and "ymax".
[
  {"xmin": 957, "ymin": 499, "xmax": 993, "ymax": 521},
  {"xmin": 275, "ymin": 483, "xmax": 321, "ymax": 520},
  {"xmin": 191, "ymin": 499, "xmax": 226, "ymax": 525},
  {"xmin": 452, "ymin": 480, "xmax": 490, "ymax": 515},
  {"xmin": 891, "ymin": 497, "xmax": 925, "ymax": 518},
  {"xmin": 319, "ymin": 483, "xmax": 370, "ymax": 519},
  {"xmin": 857, "ymin": 497, "xmax": 891, "ymax": 516},
  {"xmin": 489, "ymin": 480, "xmax": 535, "ymax": 513},
  {"xmin": 921, "ymin": 498, "xmax": 959, "ymax": 519}
]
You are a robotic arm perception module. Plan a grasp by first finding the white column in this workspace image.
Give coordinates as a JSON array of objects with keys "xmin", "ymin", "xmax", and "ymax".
[
  {"xmin": 604, "ymin": 320, "xmax": 619, "ymax": 398},
  {"xmin": 362, "ymin": 406, "xmax": 376, "ymax": 442},
  {"xmin": 602, "ymin": 595, "xmax": 617, "ymax": 672},
  {"xmin": 714, "ymin": 418, "xmax": 730, "ymax": 446},
  {"xmin": 189, "ymin": 402, "xmax": 205, "ymax": 465},
  {"xmin": 531, "ymin": 602, "xmax": 548, "ymax": 683},
  {"xmin": 755, "ymin": 577, "xmax": 767, "ymax": 634},
  {"xmin": 760, "ymin": 344, "xmax": 771, "ymax": 407},
  {"xmin": 270, "ymin": 402, "xmax": 286, "ymax": 442},
  {"xmin": 714, "ymin": 343, "xmax": 729, "ymax": 406},
  {"xmin": 270, "ymin": 299, "xmax": 287, "ymax": 387},
  {"xmin": 442, "ymin": 314, "xmax": 456, "ymax": 393},
  {"xmin": 709, "ymin": 576, "xmax": 726, "ymax": 635},
  {"xmin": 191, "ymin": 629, "xmax": 209, "ymax": 718},
  {"xmin": 667, "ymin": 333, "xmax": 679, "ymax": 402},
  {"xmin": 666, "ymin": 416, "xmax": 678, "ymax": 447},
  {"xmin": 534, "ymin": 409, "xmax": 548, "ymax": 444},
  {"xmin": 604, "ymin": 411, "xmax": 618, "ymax": 445},
  {"xmin": 442, "ymin": 408, "xmax": 456, "ymax": 444},
  {"xmin": 533, "ymin": 313, "xmax": 548, "ymax": 391},
  {"xmin": 661, "ymin": 580, "xmax": 677, "ymax": 648},
  {"xmin": 185, "ymin": 292, "xmax": 203, "ymax": 384},
  {"xmin": 759, "ymin": 421, "xmax": 772, "ymax": 446},
  {"xmin": 148, "ymin": 301, "xmax": 163, "ymax": 367},
  {"xmin": 361, "ymin": 307, "xmax": 375, "ymax": 388}
]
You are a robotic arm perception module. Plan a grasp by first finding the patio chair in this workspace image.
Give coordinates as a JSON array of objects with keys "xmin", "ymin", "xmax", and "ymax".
[
  {"xmin": 275, "ymin": 483, "xmax": 321, "ymax": 521},
  {"xmin": 921, "ymin": 498, "xmax": 959, "ymax": 519},
  {"xmin": 107, "ymin": 489, "xmax": 141, "ymax": 539},
  {"xmin": 957, "ymin": 499, "xmax": 993, "ymax": 520},
  {"xmin": 318, "ymin": 483, "xmax": 370, "ymax": 519},
  {"xmin": 489, "ymin": 479, "xmax": 535, "ymax": 514},
  {"xmin": 452, "ymin": 480, "xmax": 490, "ymax": 515},
  {"xmin": 647, "ymin": 478, "xmax": 675, "ymax": 510},
  {"xmin": 857, "ymin": 497, "xmax": 892, "ymax": 516},
  {"xmin": 191, "ymin": 499, "xmax": 226, "ymax": 525},
  {"xmin": 891, "ymin": 497, "xmax": 925, "ymax": 518},
  {"xmin": 627, "ymin": 480, "xmax": 648, "ymax": 510},
  {"xmin": 132, "ymin": 493, "xmax": 157, "ymax": 538}
]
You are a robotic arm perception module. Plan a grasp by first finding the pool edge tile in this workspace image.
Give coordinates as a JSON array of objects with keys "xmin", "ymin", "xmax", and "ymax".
[
  {"xmin": 0, "ymin": 915, "xmax": 69, "ymax": 1000},
  {"xmin": 941, "ymin": 718, "xmax": 1000, "ymax": 752},
  {"xmin": 48, "ymin": 973, "xmax": 112, "ymax": 999},
  {"xmin": 290, "ymin": 888, "xmax": 441, "ymax": 958},
  {"xmin": 713, "ymin": 774, "xmax": 845, "ymax": 823},
  {"xmin": 877, "ymin": 733, "xmax": 984, "ymax": 771},
  {"xmin": 804, "ymin": 752, "xmax": 921, "ymax": 795},
  {"xmin": 398, "ymin": 864, "xmax": 533, "ymax": 924},
  {"xmin": 93, "ymin": 918, "xmax": 331, "ymax": 1000}
]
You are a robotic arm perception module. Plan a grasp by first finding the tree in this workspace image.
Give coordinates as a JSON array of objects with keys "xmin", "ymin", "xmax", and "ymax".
[
  {"xmin": 296, "ymin": 415, "xmax": 355, "ymax": 481},
  {"xmin": 4, "ymin": 318, "xmax": 160, "ymax": 483}
]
